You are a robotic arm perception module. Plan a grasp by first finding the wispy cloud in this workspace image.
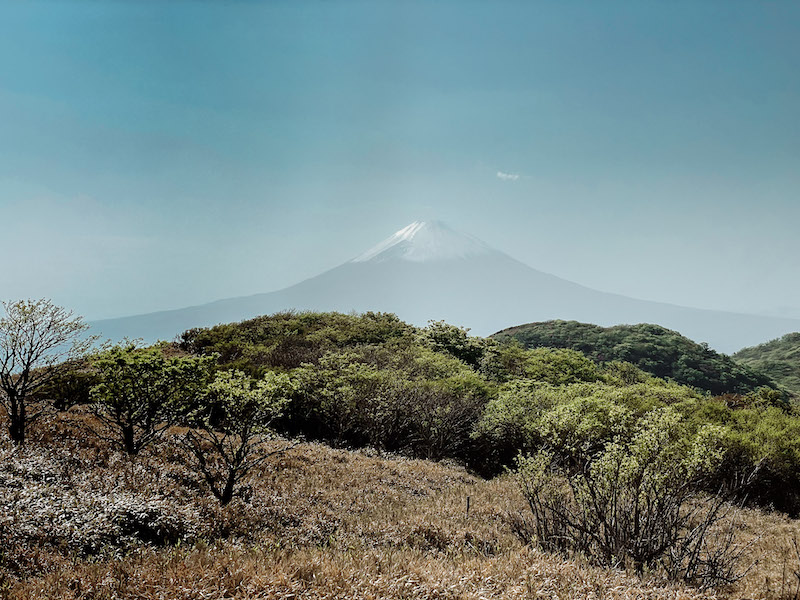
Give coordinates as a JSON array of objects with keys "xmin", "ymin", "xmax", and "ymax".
[{"xmin": 496, "ymin": 171, "xmax": 520, "ymax": 181}]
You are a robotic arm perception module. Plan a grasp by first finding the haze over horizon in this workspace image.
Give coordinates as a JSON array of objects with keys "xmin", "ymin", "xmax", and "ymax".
[
  {"xmin": 87, "ymin": 219, "xmax": 800, "ymax": 355},
  {"xmin": 1, "ymin": 1, "xmax": 799, "ymax": 323}
]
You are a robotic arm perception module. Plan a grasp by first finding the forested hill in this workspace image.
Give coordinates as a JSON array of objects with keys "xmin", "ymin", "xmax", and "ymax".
[
  {"xmin": 733, "ymin": 332, "xmax": 800, "ymax": 398},
  {"xmin": 492, "ymin": 320, "xmax": 777, "ymax": 396}
]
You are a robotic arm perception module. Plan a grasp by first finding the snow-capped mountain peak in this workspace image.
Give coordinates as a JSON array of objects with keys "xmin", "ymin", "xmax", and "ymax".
[{"xmin": 351, "ymin": 220, "xmax": 496, "ymax": 263}]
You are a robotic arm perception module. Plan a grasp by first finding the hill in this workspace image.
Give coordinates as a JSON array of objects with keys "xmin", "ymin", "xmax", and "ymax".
[
  {"xmin": 491, "ymin": 320, "xmax": 778, "ymax": 396},
  {"xmin": 89, "ymin": 220, "xmax": 800, "ymax": 354},
  {"xmin": 734, "ymin": 332, "xmax": 800, "ymax": 398}
]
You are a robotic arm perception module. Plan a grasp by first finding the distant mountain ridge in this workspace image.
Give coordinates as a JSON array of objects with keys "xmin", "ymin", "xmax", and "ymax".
[{"xmin": 90, "ymin": 220, "xmax": 800, "ymax": 353}]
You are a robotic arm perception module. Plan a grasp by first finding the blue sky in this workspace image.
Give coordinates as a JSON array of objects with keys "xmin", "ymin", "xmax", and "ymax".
[{"xmin": 1, "ymin": 1, "xmax": 799, "ymax": 320}]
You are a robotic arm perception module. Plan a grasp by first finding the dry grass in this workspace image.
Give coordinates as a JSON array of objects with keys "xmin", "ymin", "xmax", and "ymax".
[{"xmin": 0, "ymin": 410, "xmax": 798, "ymax": 599}]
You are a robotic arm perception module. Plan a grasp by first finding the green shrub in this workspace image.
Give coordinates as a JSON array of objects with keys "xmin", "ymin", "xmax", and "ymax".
[
  {"xmin": 292, "ymin": 346, "xmax": 492, "ymax": 460},
  {"xmin": 480, "ymin": 343, "xmax": 602, "ymax": 385},
  {"xmin": 515, "ymin": 408, "xmax": 745, "ymax": 587}
]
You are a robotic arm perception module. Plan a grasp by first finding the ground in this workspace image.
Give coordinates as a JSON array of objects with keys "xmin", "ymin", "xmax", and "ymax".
[{"xmin": 0, "ymin": 410, "xmax": 798, "ymax": 599}]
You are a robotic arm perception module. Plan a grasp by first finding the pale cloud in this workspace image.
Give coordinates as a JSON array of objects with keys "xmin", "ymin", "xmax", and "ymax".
[{"xmin": 496, "ymin": 171, "xmax": 520, "ymax": 181}]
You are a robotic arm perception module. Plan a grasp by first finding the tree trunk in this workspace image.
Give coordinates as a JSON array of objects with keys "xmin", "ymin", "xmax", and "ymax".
[
  {"xmin": 123, "ymin": 424, "xmax": 137, "ymax": 455},
  {"xmin": 8, "ymin": 393, "xmax": 25, "ymax": 445},
  {"xmin": 219, "ymin": 470, "xmax": 237, "ymax": 506}
]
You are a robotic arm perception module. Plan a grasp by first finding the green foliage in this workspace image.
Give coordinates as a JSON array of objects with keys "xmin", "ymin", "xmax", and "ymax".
[
  {"xmin": 733, "ymin": 332, "xmax": 800, "ymax": 399},
  {"xmin": 180, "ymin": 311, "xmax": 416, "ymax": 374},
  {"xmin": 719, "ymin": 405, "xmax": 800, "ymax": 513},
  {"xmin": 421, "ymin": 320, "xmax": 489, "ymax": 368},
  {"xmin": 515, "ymin": 409, "xmax": 742, "ymax": 585},
  {"xmin": 184, "ymin": 369, "xmax": 295, "ymax": 505},
  {"xmin": 475, "ymin": 379, "xmax": 699, "ymax": 468},
  {"xmin": 90, "ymin": 344, "xmax": 215, "ymax": 455},
  {"xmin": 202, "ymin": 369, "xmax": 293, "ymax": 434},
  {"xmin": 132, "ymin": 310, "xmax": 800, "ymax": 517},
  {"xmin": 480, "ymin": 342, "xmax": 602, "ymax": 384},
  {"xmin": 494, "ymin": 320, "xmax": 778, "ymax": 396},
  {"xmin": 292, "ymin": 345, "xmax": 492, "ymax": 459},
  {"xmin": 32, "ymin": 362, "xmax": 100, "ymax": 411}
]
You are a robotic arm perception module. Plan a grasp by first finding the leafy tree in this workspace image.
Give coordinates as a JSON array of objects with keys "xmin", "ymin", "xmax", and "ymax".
[
  {"xmin": 293, "ymin": 346, "xmax": 492, "ymax": 459},
  {"xmin": 90, "ymin": 344, "xmax": 215, "ymax": 455},
  {"xmin": 480, "ymin": 342, "xmax": 602, "ymax": 385},
  {"xmin": 184, "ymin": 369, "xmax": 295, "ymax": 505},
  {"xmin": 180, "ymin": 311, "xmax": 416, "ymax": 373},
  {"xmin": 403, "ymin": 373, "xmax": 489, "ymax": 460},
  {"xmin": 0, "ymin": 299, "xmax": 92, "ymax": 445}
]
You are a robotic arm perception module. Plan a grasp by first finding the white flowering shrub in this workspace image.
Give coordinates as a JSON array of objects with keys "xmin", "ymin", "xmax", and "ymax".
[{"xmin": 0, "ymin": 444, "xmax": 202, "ymax": 556}]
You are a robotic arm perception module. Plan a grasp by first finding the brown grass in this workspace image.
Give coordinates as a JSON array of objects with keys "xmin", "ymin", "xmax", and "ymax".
[{"xmin": 0, "ymin": 410, "xmax": 798, "ymax": 599}]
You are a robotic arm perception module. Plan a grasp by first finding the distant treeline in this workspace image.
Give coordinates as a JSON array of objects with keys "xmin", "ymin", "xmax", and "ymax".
[
  {"xmin": 492, "ymin": 320, "xmax": 781, "ymax": 397},
  {"xmin": 734, "ymin": 332, "xmax": 800, "ymax": 399}
]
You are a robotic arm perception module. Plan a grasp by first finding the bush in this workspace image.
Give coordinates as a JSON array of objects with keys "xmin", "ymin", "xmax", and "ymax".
[
  {"xmin": 480, "ymin": 343, "xmax": 602, "ymax": 385},
  {"xmin": 292, "ymin": 347, "xmax": 492, "ymax": 460},
  {"xmin": 494, "ymin": 320, "xmax": 779, "ymax": 396},
  {"xmin": 514, "ymin": 408, "xmax": 749, "ymax": 587},
  {"xmin": 180, "ymin": 311, "xmax": 416, "ymax": 374},
  {"xmin": 473, "ymin": 379, "xmax": 696, "ymax": 474}
]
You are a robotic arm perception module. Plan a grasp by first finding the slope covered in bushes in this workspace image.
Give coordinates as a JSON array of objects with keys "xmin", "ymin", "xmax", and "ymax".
[
  {"xmin": 174, "ymin": 312, "xmax": 800, "ymax": 514},
  {"xmin": 734, "ymin": 332, "xmax": 800, "ymax": 398},
  {"xmin": 8, "ymin": 310, "xmax": 800, "ymax": 597},
  {"xmin": 492, "ymin": 320, "xmax": 778, "ymax": 396}
]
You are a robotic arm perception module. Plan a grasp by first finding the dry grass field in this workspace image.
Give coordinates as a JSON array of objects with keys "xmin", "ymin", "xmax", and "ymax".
[{"xmin": 1, "ymin": 410, "xmax": 799, "ymax": 600}]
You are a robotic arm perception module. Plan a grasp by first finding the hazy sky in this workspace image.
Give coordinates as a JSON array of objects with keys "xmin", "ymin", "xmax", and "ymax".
[{"xmin": 1, "ymin": 1, "xmax": 798, "ymax": 320}]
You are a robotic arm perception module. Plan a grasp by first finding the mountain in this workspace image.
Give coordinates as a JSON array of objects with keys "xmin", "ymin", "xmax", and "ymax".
[
  {"xmin": 90, "ymin": 220, "xmax": 800, "ymax": 353},
  {"xmin": 733, "ymin": 333, "xmax": 800, "ymax": 398},
  {"xmin": 492, "ymin": 320, "xmax": 778, "ymax": 396}
]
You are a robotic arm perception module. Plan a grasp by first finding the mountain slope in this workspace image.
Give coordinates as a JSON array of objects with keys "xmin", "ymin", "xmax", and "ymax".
[
  {"xmin": 733, "ymin": 333, "xmax": 800, "ymax": 398},
  {"xmin": 90, "ymin": 221, "xmax": 800, "ymax": 354},
  {"xmin": 492, "ymin": 320, "xmax": 778, "ymax": 395}
]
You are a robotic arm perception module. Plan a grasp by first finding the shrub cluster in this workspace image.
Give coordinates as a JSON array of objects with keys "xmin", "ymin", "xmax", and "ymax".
[{"xmin": 172, "ymin": 312, "xmax": 800, "ymax": 516}]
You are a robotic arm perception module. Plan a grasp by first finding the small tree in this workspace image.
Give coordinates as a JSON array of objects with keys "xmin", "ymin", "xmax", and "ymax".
[
  {"xmin": 0, "ymin": 299, "xmax": 92, "ymax": 445},
  {"xmin": 184, "ymin": 369, "xmax": 295, "ymax": 505},
  {"xmin": 90, "ymin": 344, "xmax": 215, "ymax": 455}
]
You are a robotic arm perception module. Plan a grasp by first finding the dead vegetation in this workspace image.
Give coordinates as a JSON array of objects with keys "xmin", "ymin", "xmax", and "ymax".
[{"xmin": 0, "ymin": 410, "xmax": 799, "ymax": 599}]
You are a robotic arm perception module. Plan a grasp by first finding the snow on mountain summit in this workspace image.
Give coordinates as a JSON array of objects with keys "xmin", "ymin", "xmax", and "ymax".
[{"xmin": 351, "ymin": 220, "xmax": 496, "ymax": 263}]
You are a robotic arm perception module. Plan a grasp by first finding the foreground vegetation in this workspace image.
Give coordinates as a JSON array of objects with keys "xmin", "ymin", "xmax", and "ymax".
[
  {"xmin": 3, "ymin": 412, "xmax": 800, "ymax": 599},
  {"xmin": 3, "ymin": 304, "xmax": 800, "ymax": 597}
]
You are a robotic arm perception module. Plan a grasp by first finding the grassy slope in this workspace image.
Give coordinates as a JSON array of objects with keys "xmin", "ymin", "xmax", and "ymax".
[
  {"xmin": 493, "ymin": 320, "xmax": 777, "ymax": 396},
  {"xmin": 1, "ymin": 412, "xmax": 799, "ymax": 600},
  {"xmin": 734, "ymin": 332, "xmax": 800, "ymax": 398}
]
